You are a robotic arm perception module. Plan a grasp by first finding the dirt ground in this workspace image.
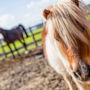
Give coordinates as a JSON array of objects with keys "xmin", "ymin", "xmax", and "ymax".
[{"xmin": 0, "ymin": 50, "xmax": 67, "ymax": 90}]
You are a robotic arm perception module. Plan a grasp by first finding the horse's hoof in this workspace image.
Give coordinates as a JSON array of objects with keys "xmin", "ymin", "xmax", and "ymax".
[{"xmin": 25, "ymin": 51, "xmax": 29, "ymax": 54}]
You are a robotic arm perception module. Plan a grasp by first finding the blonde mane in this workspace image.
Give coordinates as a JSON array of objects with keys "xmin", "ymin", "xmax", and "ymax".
[{"xmin": 46, "ymin": 0, "xmax": 90, "ymax": 48}]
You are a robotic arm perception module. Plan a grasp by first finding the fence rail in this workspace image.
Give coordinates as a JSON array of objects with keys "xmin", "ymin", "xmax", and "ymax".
[{"xmin": 0, "ymin": 23, "xmax": 43, "ymax": 60}]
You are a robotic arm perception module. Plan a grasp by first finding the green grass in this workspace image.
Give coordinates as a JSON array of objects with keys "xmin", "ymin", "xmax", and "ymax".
[
  {"xmin": 0, "ymin": 28, "xmax": 43, "ymax": 60},
  {"xmin": 87, "ymin": 14, "xmax": 90, "ymax": 20}
]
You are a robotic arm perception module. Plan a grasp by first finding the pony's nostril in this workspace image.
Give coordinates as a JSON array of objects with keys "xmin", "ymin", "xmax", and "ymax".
[
  {"xmin": 79, "ymin": 60, "xmax": 89, "ymax": 74},
  {"xmin": 74, "ymin": 61, "xmax": 89, "ymax": 81},
  {"xmin": 80, "ymin": 64, "xmax": 89, "ymax": 81},
  {"xmin": 81, "ymin": 65, "xmax": 88, "ymax": 73}
]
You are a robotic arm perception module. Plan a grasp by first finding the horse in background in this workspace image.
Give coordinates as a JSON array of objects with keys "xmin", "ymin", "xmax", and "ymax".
[
  {"xmin": 42, "ymin": 0, "xmax": 90, "ymax": 90},
  {"xmin": 0, "ymin": 24, "xmax": 28, "ymax": 58}
]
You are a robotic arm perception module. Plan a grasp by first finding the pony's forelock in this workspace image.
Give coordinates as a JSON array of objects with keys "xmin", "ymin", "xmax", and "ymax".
[{"xmin": 46, "ymin": 0, "xmax": 90, "ymax": 48}]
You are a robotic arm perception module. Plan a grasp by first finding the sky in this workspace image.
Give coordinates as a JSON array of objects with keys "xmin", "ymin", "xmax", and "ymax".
[
  {"xmin": 0, "ymin": 0, "xmax": 89, "ymax": 29},
  {"xmin": 0, "ymin": 0, "xmax": 56, "ymax": 29}
]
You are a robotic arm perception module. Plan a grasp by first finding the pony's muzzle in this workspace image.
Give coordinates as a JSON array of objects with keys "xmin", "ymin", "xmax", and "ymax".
[
  {"xmin": 73, "ymin": 59, "xmax": 89, "ymax": 81},
  {"xmin": 78, "ymin": 60, "xmax": 89, "ymax": 81}
]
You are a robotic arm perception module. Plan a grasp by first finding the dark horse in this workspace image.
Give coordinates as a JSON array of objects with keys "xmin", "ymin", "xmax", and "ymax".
[{"xmin": 0, "ymin": 24, "xmax": 28, "ymax": 58}]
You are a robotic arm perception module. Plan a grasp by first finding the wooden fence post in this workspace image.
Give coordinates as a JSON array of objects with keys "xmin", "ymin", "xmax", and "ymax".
[{"xmin": 29, "ymin": 27, "xmax": 38, "ymax": 47}]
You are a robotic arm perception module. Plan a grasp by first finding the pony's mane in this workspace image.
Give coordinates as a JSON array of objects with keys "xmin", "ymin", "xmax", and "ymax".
[{"xmin": 46, "ymin": 0, "xmax": 90, "ymax": 47}]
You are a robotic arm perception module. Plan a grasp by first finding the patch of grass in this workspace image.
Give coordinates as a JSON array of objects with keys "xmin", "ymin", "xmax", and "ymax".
[
  {"xmin": 87, "ymin": 14, "xmax": 90, "ymax": 20},
  {"xmin": 0, "ymin": 28, "xmax": 43, "ymax": 60}
]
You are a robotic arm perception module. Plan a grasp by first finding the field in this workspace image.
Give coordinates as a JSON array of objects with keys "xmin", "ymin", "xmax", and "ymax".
[
  {"xmin": 0, "ymin": 28, "xmax": 43, "ymax": 60},
  {"xmin": 87, "ymin": 14, "xmax": 90, "ymax": 20},
  {"xmin": 0, "ymin": 51, "xmax": 67, "ymax": 90},
  {"xmin": 0, "ymin": 27, "xmax": 67, "ymax": 90}
]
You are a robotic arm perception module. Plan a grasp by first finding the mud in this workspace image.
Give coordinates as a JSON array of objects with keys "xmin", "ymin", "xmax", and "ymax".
[{"xmin": 0, "ymin": 52, "xmax": 67, "ymax": 90}]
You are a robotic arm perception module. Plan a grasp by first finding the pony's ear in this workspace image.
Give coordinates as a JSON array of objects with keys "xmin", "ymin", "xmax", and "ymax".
[
  {"xmin": 71, "ymin": 0, "xmax": 79, "ymax": 6},
  {"xmin": 43, "ymin": 9, "xmax": 51, "ymax": 19}
]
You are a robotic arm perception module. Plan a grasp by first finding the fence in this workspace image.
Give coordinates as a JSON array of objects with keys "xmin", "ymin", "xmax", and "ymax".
[{"xmin": 0, "ymin": 23, "xmax": 44, "ymax": 60}]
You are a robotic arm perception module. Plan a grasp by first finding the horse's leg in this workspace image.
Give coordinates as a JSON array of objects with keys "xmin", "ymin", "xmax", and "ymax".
[
  {"xmin": 8, "ymin": 44, "xmax": 15, "ymax": 58},
  {"xmin": 20, "ymin": 40, "xmax": 27, "ymax": 50},
  {"xmin": 13, "ymin": 43, "xmax": 20, "ymax": 57},
  {"xmin": 23, "ymin": 42, "xmax": 27, "ymax": 50},
  {"xmin": 1, "ymin": 45, "xmax": 7, "ymax": 58},
  {"xmin": 21, "ymin": 36, "xmax": 27, "ymax": 50}
]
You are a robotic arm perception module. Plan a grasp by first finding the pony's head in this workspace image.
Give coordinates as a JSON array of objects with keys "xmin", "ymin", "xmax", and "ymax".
[{"xmin": 43, "ymin": 0, "xmax": 90, "ymax": 80}]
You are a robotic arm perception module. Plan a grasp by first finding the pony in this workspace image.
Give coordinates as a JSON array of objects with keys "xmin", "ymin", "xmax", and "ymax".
[
  {"xmin": 42, "ymin": 0, "xmax": 90, "ymax": 90},
  {"xmin": 0, "ymin": 24, "xmax": 28, "ymax": 58}
]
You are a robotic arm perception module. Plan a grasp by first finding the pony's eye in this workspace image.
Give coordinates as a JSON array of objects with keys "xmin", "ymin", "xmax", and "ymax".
[{"xmin": 56, "ymin": 38, "xmax": 59, "ymax": 41}]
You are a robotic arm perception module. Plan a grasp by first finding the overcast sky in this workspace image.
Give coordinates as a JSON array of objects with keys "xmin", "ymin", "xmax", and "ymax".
[{"xmin": 0, "ymin": 0, "xmax": 89, "ymax": 29}]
